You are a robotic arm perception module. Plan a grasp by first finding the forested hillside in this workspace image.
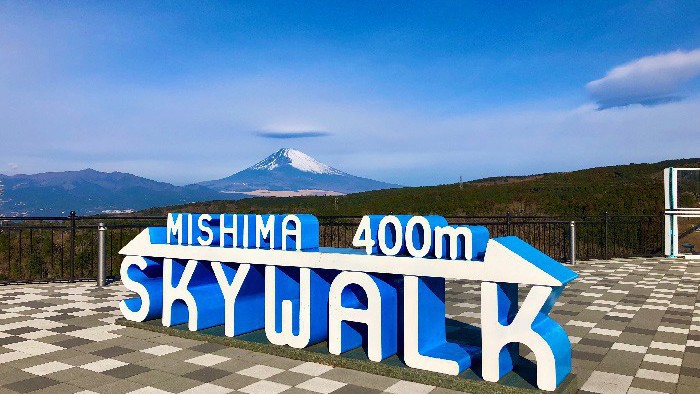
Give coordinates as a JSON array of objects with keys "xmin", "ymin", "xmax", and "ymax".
[{"xmin": 139, "ymin": 159, "xmax": 700, "ymax": 217}]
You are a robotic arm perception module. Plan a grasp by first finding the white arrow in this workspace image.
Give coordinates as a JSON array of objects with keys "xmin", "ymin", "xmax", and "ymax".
[{"xmin": 119, "ymin": 229, "xmax": 574, "ymax": 286}]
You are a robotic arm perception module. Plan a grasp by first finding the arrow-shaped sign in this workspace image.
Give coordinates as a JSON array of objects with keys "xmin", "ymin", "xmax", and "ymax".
[{"xmin": 120, "ymin": 229, "xmax": 576, "ymax": 286}]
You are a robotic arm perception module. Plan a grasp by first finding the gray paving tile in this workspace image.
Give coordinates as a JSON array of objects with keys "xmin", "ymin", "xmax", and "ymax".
[
  {"xmin": 182, "ymin": 366, "xmax": 231, "ymax": 382},
  {"xmin": 146, "ymin": 373, "xmax": 203, "ymax": 392},
  {"xmin": 268, "ymin": 370, "xmax": 316, "ymax": 386},
  {"xmin": 102, "ymin": 363, "xmax": 151, "ymax": 378},
  {"xmin": 3, "ymin": 376, "xmax": 61, "ymax": 393}
]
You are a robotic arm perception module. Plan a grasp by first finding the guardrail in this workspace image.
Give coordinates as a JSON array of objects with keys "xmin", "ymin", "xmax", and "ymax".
[{"xmin": 0, "ymin": 212, "xmax": 663, "ymax": 285}]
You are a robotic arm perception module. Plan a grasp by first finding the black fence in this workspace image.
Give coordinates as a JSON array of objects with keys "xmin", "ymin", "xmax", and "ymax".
[
  {"xmin": 318, "ymin": 213, "xmax": 664, "ymax": 262},
  {"xmin": 0, "ymin": 212, "xmax": 664, "ymax": 285}
]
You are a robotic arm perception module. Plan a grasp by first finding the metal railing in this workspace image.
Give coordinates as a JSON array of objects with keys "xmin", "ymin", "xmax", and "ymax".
[
  {"xmin": 310, "ymin": 213, "xmax": 662, "ymax": 262},
  {"xmin": 0, "ymin": 212, "xmax": 164, "ymax": 285},
  {"xmin": 0, "ymin": 212, "xmax": 664, "ymax": 285}
]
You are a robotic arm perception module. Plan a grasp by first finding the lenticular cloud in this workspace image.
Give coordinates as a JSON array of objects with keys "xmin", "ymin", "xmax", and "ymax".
[{"xmin": 587, "ymin": 49, "xmax": 700, "ymax": 109}]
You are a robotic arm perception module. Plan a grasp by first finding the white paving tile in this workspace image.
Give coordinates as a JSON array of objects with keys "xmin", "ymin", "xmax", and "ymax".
[
  {"xmin": 237, "ymin": 364, "xmax": 284, "ymax": 379},
  {"xmin": 296, "ymin": 377, "xmax": 347, "ymax": 393},
  {"xmin": 567, "ymin": 320, "xmax": 596, "ymax": 328},
  {"xmin": 0, "ymin": 351, "xmax": 32, "ymax": 364},
  {"xmin": 126, "ymin": 387, "xmax": 172, "ymax": 394},
  {"xmin": 611, "ymin": 343, "xmax": 647, "ymax": 353},
  {"xmin": 580, "ymin": 371, "xmax": 633, "ymax": 394},
  {"xmin": 658, "ymin": 326, "xmax": 689, "ymax": 334},
  {"xmin": 180, "ymin": 383, "xmax": 232, "ymax": 394},
  {"xmin": 186, "ymin": 353, "xmax": 230, "ymax": 367},
  {"xmin": 66, "ymin": 327, "xmax": 120, "ymax": 341},
  {"xmin": 19, "ymin": 329, "xmax": 56, "ymax": 340},
  {"xmin": 669, "ymin": 303, "xmax": 693, "ymax": 310},
  {"xmin": 635, "ymin": 368, "xmax": 679, "ymax": 383},
  {"xmin": 4, "ymin": 340, "xmax": 64, "ymax": 355},
  {"xmin": 649, "ymin": 341, "xmax": 685, "ymax": 352},
  {"xmin": 589, "ymin": 327, "xmax": 622, "ymax": 337},
  {"xmin": 80, "ymin": 358, "xmax": 128, "ymax": 372},
  {"xmin": 642, "ymin": 353, "xmax": 682, "ymax": 366},
  {"xmin": 290, "ymin": 362, "xmax": 334, "ymax": 376},
  {"xmin": 642, "ymin": 305, "xmax": 667, "ymax": 311},
  {"xmin": 239, "ymin": 380, "xmax": 290, "ymax": 394},
  {"xmin": 5, "ymin": 306, "xmax": 32, "ymax": 313},
  {"xmin": 607, "ymin": 312, "xmax": 635, "ymax": 318},
  {"xmin": 580, "ymin": 292, "xmax": 603, "ymax": 298},
  {"xmin": 140, "ymin": 345, "xmax": 181, "ymax": 356},
  {"xmin": 385, "ymin": 380, "xmax": 436, "ymax": 394},
  {"xmin": 23, "ymin": 361, "xmax": 73, "ymax": 376},
  {"xmin": 457, "ymin": 311, "xmax": 481, "ymax": 319},
  {"xmin": 25, "ymin": 319, "xmax": 67, "ymax": 330},
  {"xmin": 614, "ymin": 305, "xmax": 640, "ymax": 311}
]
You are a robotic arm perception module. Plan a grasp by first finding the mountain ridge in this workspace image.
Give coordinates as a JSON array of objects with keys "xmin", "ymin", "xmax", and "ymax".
[
  {"xmin": 0, "ymin": 169, "xmax": 246, "ymax": 216},
  {"xmin": 0, "ymin": 148, "xmax": 401, "ymax": 216},
  {"xmin": 138, "ymin": 158, "xmax": 700, "ymax": 217},
  {"xmin": 197, "ymin": 148, "xmax": 401, "ymax": 194}
]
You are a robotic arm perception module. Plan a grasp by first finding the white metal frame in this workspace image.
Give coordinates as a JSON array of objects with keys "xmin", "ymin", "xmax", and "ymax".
[{"xmin": 664, "ymin": 167, "xmax": 700, "ymax": 259}]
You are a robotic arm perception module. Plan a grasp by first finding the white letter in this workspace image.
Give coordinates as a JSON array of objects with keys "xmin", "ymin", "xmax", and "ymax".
[
  {"xmin": 434, "ymin": 226, "xmax": 473, "ymax": 260},
  {"xmin": 352, "ymin": 216, "xmax": 375, "ymax": 254},
  {"xmin": 481, "ymin": 282, "xmax": 561, "ymax": 391},
  {"xmin": 162, "ymin": 259, "xmax": 199, "ymax": 331},
  {"xmin": 282, "ymin": 215, "xmax": 302, "ymax": 251},
  {"xmin": 167, "ymin": 214, "xmax": 183, "ymax": 245},
  {"xmin": 328, "ymin": 271, "xmax": 386, "ymax": 362},
  {"xmin": 256, "ymin": 215, "xmax": 276, "ymax": 249},
  {"xmin": 378, "ymin": 215, "xmax": 403, "ymax": 256},
  {"xmin": 197, "ymin": 214, "xmax": 213, "ymax": 246},
  {"xmin": 219, "ymin": 214, "xmax": 238, "ymax": 247},
  {"xmin": 118, "ymin": 256, "xmax": 151, "ymax": 322},
  {"xmin": 264, "ymin": 266, "xmax": 312, "ymax": 348},
  {"xmin": 187, "ymin": 214, "xmax": 193, "ymax": 245},
  {"xmin": 243, "ymin": 215, "xmax": 250, "ymax": 247},
  {"xmin": 212, "ymin": 262, "xmax": 250, "ymax": 337},
  {"xmin": 403, "ymin": 276, "xmax": 470, "ymax": 375},
  {"xmin": 406, "ymin": 216, "xmax": 431, "ymax": 258}
]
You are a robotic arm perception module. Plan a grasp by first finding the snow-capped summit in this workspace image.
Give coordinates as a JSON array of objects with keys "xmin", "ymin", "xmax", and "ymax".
[
  {"xmin": 199, "ymin": 148, "xmax": 400, "ymax": 195},
  {"xmin": 250, "ymin": 148, "xmax": 345, "ymax": 175}
]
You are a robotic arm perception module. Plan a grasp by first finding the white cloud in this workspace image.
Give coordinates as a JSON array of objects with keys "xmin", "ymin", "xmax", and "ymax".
[{"xmin": 587, "ymin": 49, "xmax": 700, "ymax": 109}]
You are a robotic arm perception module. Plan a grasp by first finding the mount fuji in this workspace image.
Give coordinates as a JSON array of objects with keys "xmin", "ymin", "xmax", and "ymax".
[{"xmin": 198, "ymin": 148, "xmax": 401, "ymax": 195}]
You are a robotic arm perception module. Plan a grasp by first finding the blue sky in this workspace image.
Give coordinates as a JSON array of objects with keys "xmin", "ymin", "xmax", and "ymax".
[{"xmin": 1, "ymin": 1, "xmax": 699, "ymax": 186}]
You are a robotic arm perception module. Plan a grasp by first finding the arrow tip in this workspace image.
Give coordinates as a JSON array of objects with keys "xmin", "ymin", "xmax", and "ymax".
[{"xmin": 486, "ymin": 236, "xmax": 578, "ymax": 286}]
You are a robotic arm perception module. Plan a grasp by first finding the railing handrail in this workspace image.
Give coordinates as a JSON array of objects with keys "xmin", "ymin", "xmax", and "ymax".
[
  {"xmin": 0, "ymin": 213, "xmax": 664, "ymax": 222},
  {"xmin": 0, "ymin": 210, "xmax": 667, "ymax": 285}
]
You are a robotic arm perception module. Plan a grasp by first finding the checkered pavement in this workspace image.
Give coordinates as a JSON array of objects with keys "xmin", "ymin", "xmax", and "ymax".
[
  {"xmin": 0, "ymin": 257, "xmax": 698, "ymax": 393},
  {"xmin": 445, "ymin": 257, "xmax": 700, "ymax": 393}
]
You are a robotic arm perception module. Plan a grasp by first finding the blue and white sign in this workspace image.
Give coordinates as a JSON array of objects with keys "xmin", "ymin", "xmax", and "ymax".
[{"xmin": 119, "ymin": 213, "xmax": 577, "ymax": 391}]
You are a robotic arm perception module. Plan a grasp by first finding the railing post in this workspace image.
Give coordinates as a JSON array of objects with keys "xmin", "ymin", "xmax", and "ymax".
[
  {"xmin": 604, "ymin": 211, "xmax": 609, "ymax": 259},
  {"xmin": 569, "ymin": 221, "xmax": 576, "ymax": 265},
  {"xmin": 69, "ymin": 211, "xmax": 76, "ymax": 282},
  {"xmin": 506, "ymin": 212, "xmax": 512, "ymax": 236},
  {"xmin": 98, "ymin": 223, "xmax": 106, "ymax": 287}
]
